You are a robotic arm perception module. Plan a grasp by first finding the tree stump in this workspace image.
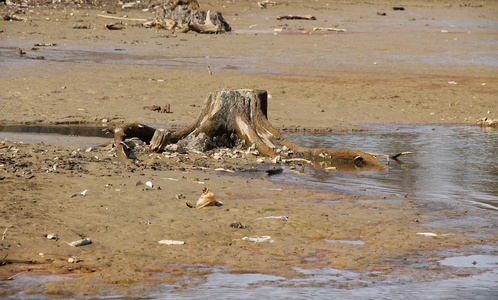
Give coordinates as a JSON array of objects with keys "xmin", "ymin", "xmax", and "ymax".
[
  {"xmin": 155, "ymin": 0, "xmax": 231, "ymax": 33},
  {"xmin": 113, "ymin": 89, "xmax": 386, "ymax": 170}
]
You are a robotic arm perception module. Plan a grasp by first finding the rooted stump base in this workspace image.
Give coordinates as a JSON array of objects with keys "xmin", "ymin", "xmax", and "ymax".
[{"xmin": 113, "ymin": 89, "xmax": 386, "ymax": 171}]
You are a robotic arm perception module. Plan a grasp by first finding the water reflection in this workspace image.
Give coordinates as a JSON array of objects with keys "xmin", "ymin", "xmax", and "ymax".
[
  {"xmin": 0, "ymin": 124, "xmax": 110, "ymax": 138},
  {"xmin": 283, "ymin": 125, "xmax": 498, "ymax": 210},
  {"xmin": 0, "ymin": 124, "xmax": 111, "ymax": 146}
]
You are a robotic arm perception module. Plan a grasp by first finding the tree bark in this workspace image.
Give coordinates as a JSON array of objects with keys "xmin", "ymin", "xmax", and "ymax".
[{"xmin": 113, "ymin": 89, "xmax": 386, "ymax": 171}]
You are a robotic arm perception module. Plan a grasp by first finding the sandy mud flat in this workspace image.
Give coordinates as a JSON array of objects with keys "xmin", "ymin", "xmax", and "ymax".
[{"xmin": 0, "ymin": 0, "xmax": 497, "ymax": 298}]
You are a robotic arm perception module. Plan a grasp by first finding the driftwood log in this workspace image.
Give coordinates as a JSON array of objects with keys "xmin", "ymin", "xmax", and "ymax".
[
  {"xmin": 113, "ymin": 89, "xmax": 387, "ymax": 171},
  {"xmin": 153, "ymin": 0, "xmax": 231, "ymax": 33}
]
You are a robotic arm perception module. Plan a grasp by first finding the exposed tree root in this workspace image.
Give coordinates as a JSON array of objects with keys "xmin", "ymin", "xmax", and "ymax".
[
  {"xmin": 112, "ymin": 89, "xmax": 413, "ymax": 171},
  {"xmin": 368, "ymin": 151, "xmax": 428, "ymax": 163}
]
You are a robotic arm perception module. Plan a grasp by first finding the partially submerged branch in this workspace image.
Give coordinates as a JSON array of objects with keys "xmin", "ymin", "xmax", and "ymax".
[{"xmin": 368, "ymin": 151, "xmax": 428, "ymax": 163}]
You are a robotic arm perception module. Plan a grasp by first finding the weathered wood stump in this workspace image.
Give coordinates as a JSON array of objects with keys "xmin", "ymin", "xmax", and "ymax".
[
  {"xmin": 113, "ymin": 89, "xmax": 386, "ymax": 170},
  {"xmin": 154, "ymin": 0, "xmax": 231, "ymax": 33}
]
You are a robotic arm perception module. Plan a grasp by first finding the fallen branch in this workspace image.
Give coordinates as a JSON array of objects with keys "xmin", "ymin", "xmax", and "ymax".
[
  {"xmin": 97, "ymin": 14, "xmax": 148, "ymax": 22},
  {"xmin": 390, "ymin": 151, "xmax": 427, "ymax": 159},
  {"xmin": 277, "ymin": 15, "xmax": 316, "ymax": 20},
  {"xmin": 1, "ymin": 258, "xmax": 39, "ymax": 266},
  {"xmin": 368, "ymin": 151, "xmax": 427, "ymax": 163},
  {"xmin": 113, "ymin": 123, "xmax": 158, "ymax": 166},
  {"xmin": 7, "ymin": 271, "xmax": 29, "ymax": 280},
  {"xmin": 34, "ymin": 43, "xmax": 57, "ymax": 46},
  {"xmin": 312, "ymin": 27, "xmax": 347, "ymax": 33}
]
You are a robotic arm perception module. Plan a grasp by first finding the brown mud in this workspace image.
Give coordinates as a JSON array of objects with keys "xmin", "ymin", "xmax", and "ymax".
[{"xmin": 1, "ymin": 0, "xmax": 497, "ymax": 297}]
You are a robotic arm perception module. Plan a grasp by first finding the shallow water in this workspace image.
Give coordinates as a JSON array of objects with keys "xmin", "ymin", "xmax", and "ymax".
[
  {"xmin": 0, "ymin": 45, "xmax": 278, "ymax": 74},
  {"xmin": 1, "ymin": 124, "xmax": 497, "ymax": 299},
  {"xmin": 0, "ymin": 124, "xmax": 111, "ymax": 146},
  {"xmin": 1, "ymin": 123, "xmax": 496, "ymax": 210},
  {"xmin": 281, "ymin": 124, "xmax": 498, "ymax": 211}
]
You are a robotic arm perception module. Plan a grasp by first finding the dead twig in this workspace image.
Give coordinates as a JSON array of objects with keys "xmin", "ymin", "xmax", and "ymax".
[
  {"xmin": 2, "ymin": 227, "xmax": 9, "ymax": 240},
  {"xmin": 97, "ymin": 14, "xmax": 148, "ymax": 22},
  {"xmin": 7, "ymin": 271, "xmax": 29, "ymax": 280},
  {"xmin": 390, "ymin": 151, "xmax": 427, "ymax": 159},
  {"xmin": 1, "ymin": 258, "xmax": 40, "ymax": 265},
  {"xmin": 312, "ymin": 27, "xmax": 347, "ymax": 33},
  {"xmin": 34, "ymin": 43, "xmax": 57, "ymax": 46},
  {"xmin": 368, "ymin": 151, "xmax": 427, "ymax": 163},
  {"xmin": 277, "ymin": 15, "xmax": 316, "ymax": 20}
]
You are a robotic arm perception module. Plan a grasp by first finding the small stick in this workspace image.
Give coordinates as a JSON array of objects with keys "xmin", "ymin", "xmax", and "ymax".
[
  {"xmin": 367, "ymin": 151, "xmax": 427, "ymax": 163},
  {"xmin": 390, "ymin": 151, "xmax": 427, "ymax": 159},
  {"xmin": 2, "ymin": 227, "xmax": 9, "ymax": 240},
  {"xmin": 312, "ymin": 27, "xmax": 347, "ymax": 32},
  {"xmin": 7, "ymin": 270, "xmax": 29, "ymax": 280},
  {"xmin": 6, "ymin": 269, "xmax": 44, "ymax": 280},
  {"xmin": 277, "ymin": 15, "xmax": 316, "ymax": 20},
  {"xmin": 97, "ymin": 14, "xmax": 148, "ymax": 21}
]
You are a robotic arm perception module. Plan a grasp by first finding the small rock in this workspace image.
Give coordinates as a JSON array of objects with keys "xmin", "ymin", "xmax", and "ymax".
[{"xmin": 230, "ymin": 221, "xmax": 245, "ymax": 229}]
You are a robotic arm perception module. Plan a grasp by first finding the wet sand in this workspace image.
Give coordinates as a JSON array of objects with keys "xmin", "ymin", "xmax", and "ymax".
[{"xmin": 1, "ymin": 0, "xmax": 497, "ymax": 297}]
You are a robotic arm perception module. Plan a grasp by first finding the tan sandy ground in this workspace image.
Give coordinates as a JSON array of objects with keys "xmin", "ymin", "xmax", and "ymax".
[{"xmin": 0, "ymin": 0, "xmax": 497, "ymax": 297}]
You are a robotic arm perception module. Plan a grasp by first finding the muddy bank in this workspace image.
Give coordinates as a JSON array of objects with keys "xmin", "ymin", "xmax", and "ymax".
[
  {"xmin": 1, "ymin": 0, "xmax": 497, "ymax": 298},
  {"xmin": 1, "ymin": 137, "xmax": 496, "ymax": 297},
  {"xmin": 1, "ymin": 0, "xmax": 496, "ymax": 130}
]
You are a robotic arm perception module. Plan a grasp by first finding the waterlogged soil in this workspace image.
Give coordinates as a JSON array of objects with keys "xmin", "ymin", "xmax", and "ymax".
[
  {"xmin": 1, "ymin": 0, "xmax": 497, "ymax": 298},
  {"xmin": 1, "ymin": 138, "xmax": 496, "ymax": 297}
]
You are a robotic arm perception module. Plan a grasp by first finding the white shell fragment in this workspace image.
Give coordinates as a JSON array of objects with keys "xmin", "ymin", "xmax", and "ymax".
[
  {"xmin": 68, "ymin": 256, "xmax": 82, "ymax": 263},
  {"xmin": 158, "ymin": 239, "xmax": 186, "ymax": 245},
  {"xmin": 187, "ymin": 187, "xmax": 223, "ymax": 209},
  {"xmin": 417, "ymin": 232, "xmax": 438, "ymax": 237},
  {"xmin": 45, "ymin": 233, "xmax": 58, "ymax": 240},
  {"xmin": 146, "ymin": 181, "xmax": 153, "ymax": 188},
  {"xmin": 80, "ymin": 190, "xmax": 87, "ymax": 196},
  {"xmin": 68, "ymin": 238, "xmax": 92, "ymax": 247},
  {"xmin": 242, "ymin": 236, "xmax": 273, "ymax": 243},
  {"xmin": 256, "ymin": 216, "xmax": 288, "ymax": 221}
]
